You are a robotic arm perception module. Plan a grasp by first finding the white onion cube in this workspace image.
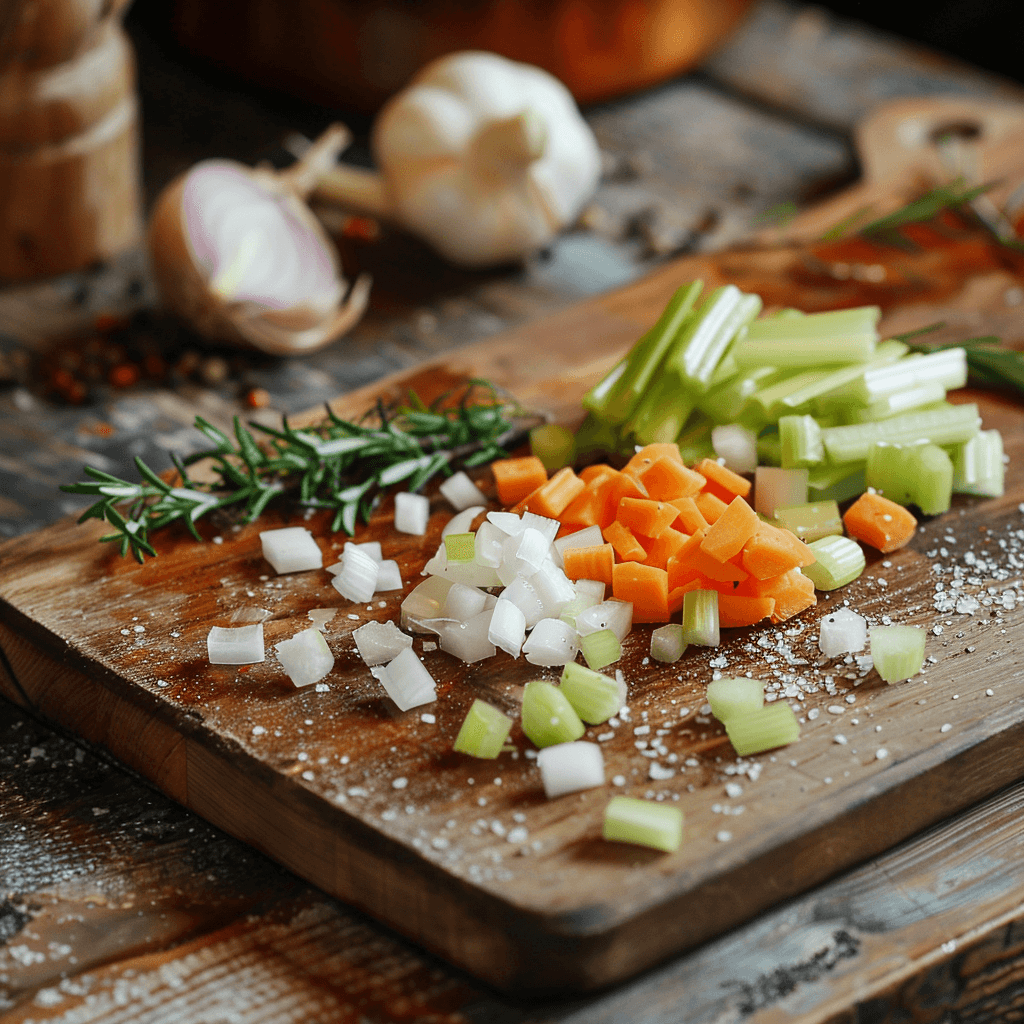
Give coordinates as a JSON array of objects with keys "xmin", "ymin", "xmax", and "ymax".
[
  {"xmin": 522, "ymin": 617, "xmax": 579, "ymax": 666},
  {"xmin": 818, "ymin": 607, "xmax": 868, "ymax": 658},
  {"xmin": 260, "ymin": 527, "xmax": 323, "ymax": 574},
  {"xmin": 486, "ymin": 511, "xmax": 526, "ymax": 535},
  {"xmin": 712, "ymin": 424, "xmax": 758, "ymax": 474},
  {"xmin": 575, "ymin": 599, "xmax": 633, "ymax": 642},
  {"xmin": 473, "ymin": 521, "xmax": 505, "ymax": 567},
  {"xmin": 345, "ymin": 540, "xmax": 382, "ymax": 561},
  {"xmin": 530, "ymin": 563, "xmax": 577, "ymax": 616},
  {"xmin": 440, "ymin": 472, "xmax": 488, "ymax": 511},
  {"xmin": 207, "ymin": 624, "xmax": 265, "ymax": 665},
  {"xmin": 394, "ymin": 491, "xmax": 430, "ymax": 535},
  {"xmin": 520, "ymin": 512, "xmax": 559, "ymax": 545},
  {"xmin": 352, "ymin": 620, "xmax": 413, "ymax": 666},
  {"xmin": 488, "ymin": 599, "xmax": 527, "ymax": 658},
  {"xmin": 371, "ymin": 647, "xmax": 436, "ymax": 711},
  {"xmin": 401, "ymin": 576, "xmax": 455, "ymax": 630},
  {"xmin": 553, "ymin": 525, "xmax": 604, "ymax": 562},
  {"xmin": 501, "ymin": 575, "xmax": 546, "ymax": 628},
  {"xmin": 537, "ymin": 741, "xmax": 605, "ymax": 798},
  {"xmin": 443, "ymin": 582, "xmax": 488, "ymax": 622},
  {"xmin": 331, "ymin": 546, "xmax": 379, "ymax": 603},
  {"xmin": 573, "ymin": 579, "xmax": 606, "ymax": 603},
  {"xmin": 437, "ymin": 610, "xmax": 496, "ymax": 663},
  {"xmin": 275, "ymin": 627, "xmax": 334, "ymax": 687},
  {"xmin": 374, "ymin": 559, "xmax": 403, "ymax": 592}
]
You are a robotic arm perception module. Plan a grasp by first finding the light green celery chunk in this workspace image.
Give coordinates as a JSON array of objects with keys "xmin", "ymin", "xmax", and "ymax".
[
  {"xmin": 681, "ymin": 590, "xmax": 719, "ymax": 647},
  {"xmin": 559, "ymin": 662, "xmax": 625, "ymax": 724},
  {"xmin": 453, "ymin": 699, "xmax": 513, "ymax": 758},
  {"xmin": 865, "ymin": 445, "xmax": 914, "ymax": 505},
  {"xmin": 773, "ymin": 500, "xmax": 843, "ymax": 542},
  {"xmin": 779, "ymin": 414, "xmax": 824, "ymax": 469},
  {"xmin": 866, "ymin": 443, "xmax": 953, "ymax": 515},
  {"xmin": 725, "ymin": 703, "xmax": 801, "ymax": 756},
  {"xmin": 675, "ymin": 417, "xmax": 716, "ymax": 463},
  {"xmin": 754, "ymin": 466, "xmax": 808, "ymax": 518},
  {"xmin": 852, "ymin": 347, "xmax": 967, "ymax": 404},
  {"xmin": 870, "ymin": 625, "xmax": 926, "ymax": 683},
  {"xmin": 579, "ymin": 628, "xmax": 622, "ymax": 671},
  {"xmin": 581, "ymin": 358, "xmax": 627, "ymax": 416},
  {"xmin": 521, "ymin": 681, "xmax": 585, "ymax": 748},
  {"xmin": 803, "ymin": 535, "xmax": 866, "ymax": 590},
  {"xmin": 444, "ymin": 532, "xmax": 476, "ymax": 563},
  {"xmin": 756, "ymin": 431, "xmax": 781, "ymax": 467},
  {"xmin": 530, "ymin": 423, "xmax": 575, "ymax": 471},
  {"xmin": 699, "ymin": 365, "xmax": 779, "ymax": 423},
  {"xmin": 821, "ymin": 404, "xmax": 980, "ymax": 464},
  {"xmin": 670, "ymin": 286, "xmax": 762, "ymax": 389},
  {"xmin": 778, "ymin": 339, "xmax": 908, "ymax": 411},
  {"xmin": 913, "ymin": 444, "xmax": 954, "ymax": 515},
  {"xmin": 651, "ymin": 624, "xmax": 687, "ymax": 663},
  {"xmin": 707, "ymin": 676, "xmax": 764, "ymax": 722},
  {"xmin": 629, "ymin": 372, "xmax": 694, "ymax": 444},
  {"xmin": 603, "ymin": 797, "xmax": 683, "ymax": 852},
  {"xmin": 749, "ymin": 368, "xmax": 835, "ymax": 418},
  {"xmin": 806, "ymin": 464, "xmax": 865, "ymax": 504},
  {"xmin": 732, "ymin": 306, "xmax": 880, "ymax": 367},
  {"xmin": 707, "ymin": 351, "xmax": 740, "ymax": 388},
  {"xmin": 848, "ymin": 382, "xmax": 947, "ymax": 422},
  {"xmin": 573, "ymin": 412, "xmax": 626, "ymax": 460},
  {"xmin": 953, "ymin": 429, "xmax": 1005, "ymax": 496}
]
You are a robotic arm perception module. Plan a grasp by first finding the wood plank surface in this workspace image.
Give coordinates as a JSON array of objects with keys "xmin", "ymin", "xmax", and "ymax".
[{"xmin": 3, "ymin": 95, "xmax": 1024, "ymax": 997}]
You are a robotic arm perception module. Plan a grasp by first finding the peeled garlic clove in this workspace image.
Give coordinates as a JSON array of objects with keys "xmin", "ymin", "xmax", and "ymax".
[{"xmin": 147, "ymin": 124, "xmax": 370, "ymax": 355}]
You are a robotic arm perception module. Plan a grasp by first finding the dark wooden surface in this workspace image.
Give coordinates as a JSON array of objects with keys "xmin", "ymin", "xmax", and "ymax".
[{"xmin": 3, "ymin": 1, "xmax": 1024, "ymax": 1020}]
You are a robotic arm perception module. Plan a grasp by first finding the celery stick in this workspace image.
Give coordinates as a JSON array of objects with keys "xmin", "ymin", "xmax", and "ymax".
[
  {"xmin": 748, "ymin": 368, "xmax": 836, "ymax": 418},
  {"xmin": 870, "ymin": 625, "xmax": 925, "ymax": 683},
  {"xmin": 852, "ymin": 347, "xmax": 967, "ymax": 404},
  {"xmin": 779, "ymin": 414, "xmax": 825, "ymax": 468},
  {"xmin": 848, "ymin": 382, "xmax": 947, "ymax": 422},
  {"xmin": 732, "ymin": 306, "xmax": 880, "ymax": 367},
  {"xmin": 806, "ymin": 464, "xmax": 865, "ymax": 504},
  {"xmin": 756, "ymin": 431, "xmax": 782, "ymax": 467},
  {"xmin": 699, "ymin": 365, "xmax": 780, "ymax": 423},
  {"xmin": 530, "ymin": 423, "xmax": 575, "ymax": 471},
  {"xmin": 669, "ymin": 286, "xmax": 762, "ymax": 389},
  {"xmin": 629, "ymin": 371, "xmax": 694, "ymax": 444},
  {"xmin": 581, "ymin": 358, "xmax": 627, "ymax": 416},
  {"xmin": 559, "ymin": 662, "xmax": 625, "ymax": 724},
  {"xmin": 603, "ymin": 797, "xmax": 683, "ymax": 852},
  {"xmin": 675, "ymin": 416, "xmax": 716, "ymax": 463},
  {"xmin": 725, "ymin": 703, "xmax": 801, "ymax": 755},
  {"xmin": 865, "ymin": 445, "xmax": 915, "ymax": 505},
  {"xmin": 803, "ymin": 536, "xmax": 866, "ymax": 590},
  {"xmin": 579, "ymin": 628, "xmax": 622, "ymax": 670},
  {"xmin": 573, "ymin": 412, "xmax": 626, "ymax": 460},
  {"xmin": 866, "ymin": 443, "xmax": 953, "ymax": 514},
  {"xmin": 707, "ymin": 676, "xmax": 764, "ymax": 722},
  {"xmin": 453, "ymin": 699, "xmax": 513, "ymax": 758},
  {"xmin": 773, "ymin": 500, "xmax": 843, "ymax": 542},
  {"xmin": 521, "ymin": 681, "xmax": 585, "ymax": 748},
  {"xmin": 651, "ymin": 624, "xmax": 687, "ymax": 663},
  {"xmin": 681, "ymin": 590, "xmax": 719, "ymax": 647},
  {"xmin": 444, "ymin": 532, "xmax": 476, "ymax": 563},
  {"xmin": 952, "ymin": 429, "xmax": 1005, "ymax": 496},
  {"xmin": 821, "ymin": 404, "xmax": 980, "ymax": 464},
  {"xmin": 779, "ymin": 339, "xmax": 908, "ymax": 411}
]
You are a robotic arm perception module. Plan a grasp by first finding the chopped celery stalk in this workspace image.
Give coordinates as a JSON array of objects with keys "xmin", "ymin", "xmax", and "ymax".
[
  {"xmin": 602, "ymin": 796, "xmax": 683, "ymax": 852},
  {"xmin": 806, "ymin": 464, "xmax": 866, "ymax": 504},
  {"xmin": 530, "ymin": 423, "xmax": 576, "ymax": 471},
  {"xmin": 821, "ymin": 404, "xmax": 980, "ymax": 464},
  {"xmin": 444, "ymin": 532, "xmax": 476, "ymax": 564},
  {"xmin": 853, "ymin": 347, "xmax": 967, "ymax": 404},
  {"xmin": 756, "ymin": 430, "xmax": 782, "ymax": 467},
  {"xmin": 910, "ymin": 444, "xmax": 954, "ymax": 515},
  {"xmin": 779, "ymin": 414, "xmax": 825, "ymax": 468},
  {"xmin": 748, "ymin": 367, "xmax": 835, "ymax": 418},
  {"xmin": 650, "ymin": 623, "xmax": 687, "ymax": 663},
  {"xmin": 732, "ymin": 306, "xmax": 880, "ymax": 367},
  {"xmin": 707, "ymin": 676, "xmax": 764, "ymax": 722},
  {"xmin": 866, "ymin": 443, "xmax": 953, "ymax": 515},
  {"xmin": 629, "ymin": 371, "xmax": 694, "ymax": 444},
  {"xmin": 521, "ymin": 681, "xmax": 585, "ymax": 748},
  {"xmin": 670, "ymin": 285, "xmax": 762, "ymax": 389},
  {"xmin": 849, "ymin": 381, "xmax": 947, "ymax": 422},
  {"xmin": 579, "ymin": 628, "xmax": 622, "ymax": 671},
  {"xmin": 953, "ymin": 429, "xmax": 1005, "ymax": 496},
  {"xmin": 865, "ymin": 444, "xmax": 915, "ymax": 505},
  {"xmin": 598, "ymin": 281, "xmax": 703, "ymax": 424},
  {"xmin": 581, "ymin": 358, "xmax": 627, "ymax": 416},
  {"xmin": 870, "ymin": 625, "xmax": 926, "ymax": 683},
  {"xmin": 754, "ymin": 466, "xmax": 808, "ymax": 518},
  {"xmin": 778, "ymin": 339, "xmax": 908, "ymax": 411},
  {"xmin": 707, "ymin": 351, "xmax": 740, "ymax": 388},
  {"xmin": 773, "ymin": 500, "xmax": 843, "ymax": 542},
  {"xmin": 803, "ymin": 535, "xmax": 866, "ymax": 590},
  {"xmin": 725, "ymin": 703, "xmax": 801, "ymax": 755},
  {"xmin": 699, "ymin": 365, "xmax": 779, "ymax": 422},
  {"xmin": 574, "ymin": 411, "xmax": 626, "ymax": 460},
  {"xmin": 681, "ymin": 590, "xmax": 719, "ymax": 647},
  {"xmin": 453, "ymin": 699, "xmax": 513, "ymax": 758},
  {"xmin": 559, "ymin": 662, "xmax": 626, "ymax": 724}
]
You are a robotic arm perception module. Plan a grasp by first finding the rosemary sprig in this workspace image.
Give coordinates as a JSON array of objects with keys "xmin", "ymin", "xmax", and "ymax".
[{"xmin": 63, "ymin": 379, "xmax": 538, "ymax": 562}]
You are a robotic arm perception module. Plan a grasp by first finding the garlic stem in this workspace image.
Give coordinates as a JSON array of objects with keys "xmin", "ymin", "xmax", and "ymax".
[
  {"xmin": 313, "ymin": 163, "xmax": 392, "ymax": 220},
  {"xmin": 276, "ymin": 122, "xmax": 351, "ymax": 199}
]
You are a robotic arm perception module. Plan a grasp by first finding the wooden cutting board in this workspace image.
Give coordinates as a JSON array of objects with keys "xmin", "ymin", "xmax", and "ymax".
[{"xmin": 3, "ymin": 97, "xmax": 1024, "ymax": 996}]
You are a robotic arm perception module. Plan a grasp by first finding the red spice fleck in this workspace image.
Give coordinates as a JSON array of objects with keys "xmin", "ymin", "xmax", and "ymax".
[{"xmin": 245, "ymin": 387, "xmax": 272, "ymax": 409}]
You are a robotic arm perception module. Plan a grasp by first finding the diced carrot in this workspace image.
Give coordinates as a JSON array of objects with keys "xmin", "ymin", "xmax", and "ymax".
[
  {"xmin": 601, "ymin": 472, "xmax": 649, "ymax": 528},
  {"xmin": 693, "ymin": 458, "xmax": 752, "ymax": 503},
  {"xmin": 612, "ymin": 561, "xmax": 670, "ymax": 622},
  {"xmin": 622, "ymin": 442, "xmax": 684, "ymax": 479},
  {"xmin": 563, "ymin": 543, "xmax": 615, "ymax": 584},
  {"xmin": 640, "ymin": 526, "xmax": 690, "ymax": 570},
  {"xmin": 739, "ymin": 568, "xmax": 816, "ymax": 623},
  {"xmin": 668, "ymin": 530, "xmax": 749, "ymax": 589},
  {"xmin": 740, "ymin": 520, "xmax": 816, "ymax": 580},
  {"xmin": 515, "ymin": 466, "xmax": 586, "ymax": 518},
  {"xmin": 717, "ymin": 594, "xmax": 776, "ymax": 628},
  {"xmin": 638, "ymin": 457, "xmax": 706, "ymax": 501},
  {"xmin": 668, "ymin": 495, "xmax": 709, "ymax": 534},
  {"xmin": 694, "ymin": 490, "xmax": 728, "ymax": 525},
  {"xmin": 559, "ymin": 483, "xmax": 604, "ymax": 530},
  {"xmin": 603, "ymin": 520, "xmax": 647, "ymax": 562},
  {"xmin": 843, "ymin": 492, "xmax": 918, "ymax": 553},
  {"xmin": 580, "ymin": 463, "xmax": 617, "ymax": 485},
  {"xmin": 491, "ymin": 456, "xmax": 548, "ymax": 506},
  {"xmin": 616, "ymin": 497, "xmax": 679, "ymax": 538},
  {"xmin": 700, "ymin": 495, "xmax": 759, "ymax": 563}
]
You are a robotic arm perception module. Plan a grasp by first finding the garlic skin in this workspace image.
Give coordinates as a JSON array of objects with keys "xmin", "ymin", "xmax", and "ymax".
[
  {"xmin": 315, "ymin": 52, "xmax": 602, "ymax": 268},
  {"xmin": 148, "ymin": 125, "xmax": 371, "ymax": 356}
]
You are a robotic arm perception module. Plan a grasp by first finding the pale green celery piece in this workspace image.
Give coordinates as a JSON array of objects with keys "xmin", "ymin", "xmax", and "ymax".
[
  {"xmin": 953, "ymin": 429, "xmax": 1005, "ymax": 496},
  {"xmin": 803, "ymin": 535, "xmax": 866, "ymax": 590},
  {"xmin": 779, "ymin": 414, "xmax": 825, "ymax": 469},
  {"xmin": 530, "ymin": 423, "xmax": 575, "ymax": 471},
  {"xmin": 651, "ymin": 624, "xmax": 687, "ymax": 663},
  {"xmin": 779, "ymin": 339, "xmax": 909, "ymax": 412},
  {"xmin": 707, "ymin": 676, "xmax": 764, "ymax": 722},
  {"xmin": 870, "ymin": 625, "xmax": 926, "ymax": 683},
  {"xmin": 599, "ymin": 280, "xmax": 703, "ymax": 425},
  {"xmin": 852, "ymin": 347, "xmax": 967, "ymax": 405},
  {"xmin": 574, "ymin": 412, "xmax": 625, "ymax": 460},
  {"xmin": 725, "ymin": 703, "xmax": 801, "ymax": 756},
  {"xmin": 865, "ymin": 444, "xmax": 915, "ymax": 505},
  {"xmin": 848, "ymin": 382, "xmax": 947, "ymax": 422},
  {"xmin": 821, "ymin": 404, "xmax": 980, "ymax": 464},
  {"xmin": 581, "ymin": 358, "xmax": 627, "ymax": 416},
  {"xmin": 681, "ymin": 590, "xmax": 719, "ymax": 647},
  {"xmin": 629, "ymin": 371, "xmax": 694, "ymax": 445},
  {"xmin": 806, "ymin": 463, "xmax": 866, "ymax": 504},
  {"xmin": 699, "ymin": 365, "xmax": 779, "ymax": 423},
  {"xmin": 753, "ymin": 466, "xmax": 808, "ymax": 518},
  {"xmin": 521, "ymin": 680, "xmax": 585, "ymax": 748},
  {"xmin": 773, "ymin": 500, "xmax": 843, "ymax": 542},
  {"xmin": 444, "ymin": 532, "xmax": 476, "ymax": 563},
  {"xmin": 675, "ymin": 416, "xmax": 716, "ymax": 464},
  {"xmin": 602, "ymin": 797, "xmax": 683, "ymax": 852},
  {"xmin": 453, "ymin": 699, "xmax": 513, "ymax": 758},
  {"xmin": 559, "ymin": 662, "xmax": 623, "ymax": 724},
  {"xmin": 559, "ymin": 594, "xmax": 598, "ymax": 629},
  {"xmin": 749, "ymin": 368, "xmax": 836, "ymax": 418},
  {"xmin": 866, "ymin": 443, "xmax": 952, "ymax": 514},
  {"xmin": 756, "ymin": 430, "xmax": 781, "ymax": 467},
  {"xmin": 707, "ymin": 351, "xmax": 740, "ymax": 388},
  {"xmin": 579, "ymin": 628, "xmax": 622, "ymax": 671},
  {"xmin": 670, "ymin": 286, "xmax": 762, "ymax": 389},
  {"xmin": 731, "ymin": 305, "xmax": 880, "ymax": 368}
]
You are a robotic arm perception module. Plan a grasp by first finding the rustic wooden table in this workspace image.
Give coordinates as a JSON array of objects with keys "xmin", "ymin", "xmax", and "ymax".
[{"xmin": 3, "ymin": 2, "xmax": 1024, "ymax": 1021}]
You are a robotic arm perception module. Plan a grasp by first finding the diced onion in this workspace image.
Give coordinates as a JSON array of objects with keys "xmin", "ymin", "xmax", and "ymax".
[
  {"xmin": 818, "ymin": 607, "xmax": 867, "ymax": 658},
  {"xmin": 374, "ymin": 559, "xmax": 403, "ymax": 592},
  {"xmin": 331, "ymin": 546, "xmax": 379, "ymax": 602},
  {"xmin": 522, "ymin": 617, "xmax": 579, "ymax": 666},
  {"xmin": 400, "ymin": 576, "xmax": 455, "ymax": 630},
  {"xmin": 352, "ymin": 620, "xmax": 413, "ymax": 666},
  {"xmin": 207, "ymin": 624, "xmax": 265, "ymax": 665},
  {"xmin": 371, "ymin": 647, "xmax": 437, "ymax": 710},
  {"xmin": 487, "ymin": 599, "xmax": 526, "ymax": 657},
  {"xmin": 442, "ymin": 582, "xmax": 489, "ymax": 622},
  {"xmin": 344, "ymin": 539, "xmax": 382, "ymax": 562},
  {"xmin": 441, "ymin": 504, "xmax": 486, "ymax": 537},
  {"xmin": 575, "ymin": 600, "xmax": 633, "ymax": 641},
  {"xmin": 394, "ymin": 491, "xmax": 430, "ymax": 535},
  {"xmin": 275, "ymin": 627, "xmax": 335, "ymax": 687},
  {"xmin": 440, "ymin": 473, "xmax": 488, "ymax": 511},
  {"xmin": 260, "ymin": 527, "xmax": 323, "ymax": 574},
  {"xmin": 537, "ymin": 741, "xmax": 605, "ymax": 798},
  {"xmin": 436, "ymin": 610, "xmax": 496, "ymax": 663},
  {"xmin": 712, "ymin": 424, "xmax": 758, "ymax": 474}
]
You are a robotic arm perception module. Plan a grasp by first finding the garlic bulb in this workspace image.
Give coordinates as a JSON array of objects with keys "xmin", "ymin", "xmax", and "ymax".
[
  {"xmin": 313, "ymin": 51, "xmax": 602, "ymax": 268},
  {"xmin": 148, "ymin": 125, "xmax": 371, "ymax": 356}
]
